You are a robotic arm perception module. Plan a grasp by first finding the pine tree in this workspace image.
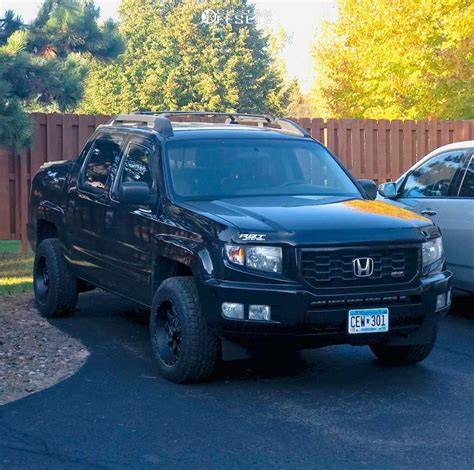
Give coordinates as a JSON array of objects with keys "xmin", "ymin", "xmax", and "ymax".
[
  {"xmin": 0, "ymin": 0, "xmax": 122, "ymax": 151},
  {"xmin": 29, "ymin": 0, "xmax": 122, "ymax": 59},
  {"xmin": 0, "ymin": 30, "xmax": 33, "ymax": 151}
]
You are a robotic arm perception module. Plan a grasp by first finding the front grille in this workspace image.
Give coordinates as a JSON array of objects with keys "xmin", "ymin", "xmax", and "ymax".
[{"xmin": 300, "ymin": 245, "xmax": 420, "ymax": 289}]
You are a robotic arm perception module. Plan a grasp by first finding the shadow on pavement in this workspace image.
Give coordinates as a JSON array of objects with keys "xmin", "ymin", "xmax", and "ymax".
[
  {"xmin": 50, "ymin": 289, "xmax": 449, "ymax": 391},
  {"xmin": 450, "ymin": 291, "xmax": 474, "ymax": 319}
]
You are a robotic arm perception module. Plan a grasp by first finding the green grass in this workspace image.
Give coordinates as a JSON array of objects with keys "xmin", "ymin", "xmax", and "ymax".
[{"xmin": 0, "ymin": 241, "xmax": 34, "ymax": 297}]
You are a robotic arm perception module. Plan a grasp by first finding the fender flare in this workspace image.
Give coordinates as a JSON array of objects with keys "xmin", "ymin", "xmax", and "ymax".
[
  {"xmin": 153, "ymin": 234, "xmax": 214, "ymax": 281},
  {"xmin": 36, "ymin": 200, "xmax": 65, "ymax": 236}
]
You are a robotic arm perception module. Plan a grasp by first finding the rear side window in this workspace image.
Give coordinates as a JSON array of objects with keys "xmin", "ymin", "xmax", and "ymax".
[
  {"xmin": 401, "ymin": 150, "xmax": 464, "ymax": 198},
  {"xmin": 459, "ymin": 157, "xmax": 474, "ymax": 197},
  {"xmin": 82, "ymin": 137, "xmax": 123, "ymax": 192}
]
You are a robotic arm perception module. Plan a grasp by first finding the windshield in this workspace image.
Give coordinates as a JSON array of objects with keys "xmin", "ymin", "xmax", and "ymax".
[{"xmin": 165, "ymin": 138, "xmax": 361, "ymax": 199}]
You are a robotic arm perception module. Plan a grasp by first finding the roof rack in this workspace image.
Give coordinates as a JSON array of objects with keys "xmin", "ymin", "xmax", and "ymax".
[
  {"xmin": 107, "ymin": 114, "xmax": 174, "ymax": 137},
  {"xmin": 107, "ymin": 111, "xmax": 311, "ymax": 138}
]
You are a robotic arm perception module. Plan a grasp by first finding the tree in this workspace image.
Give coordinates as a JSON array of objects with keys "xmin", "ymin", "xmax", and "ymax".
[
  {"xmin": 311, "ymin": 0, "xmax": 474, "ymax": 120},
  {"xmin": 285, "ymin": 80, "xmax": 314, "ymax": 118},
  {"xmin": 79, "ymin": 0, "xmax": 289, "ymax": 114},
  {"xmin": 0, "ymin": 1, "xmax": 121, "ymax": 150},
  {"xmin": 0, "ymin": 30, "xmax": 33, "ymax": 151},
  {"xmin": 0, "ymin": 10, "xmax": 23, "ymax": 45},
  {"xmin": 28, "ymin": 0, "xmax": 122, "ymax": 59}
]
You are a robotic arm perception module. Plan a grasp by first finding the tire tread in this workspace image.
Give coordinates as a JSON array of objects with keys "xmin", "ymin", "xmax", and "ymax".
[
  {"xmin": 34, "ymin": 238, "xmax": 77, "ymax": 318},
  {"xmin": 150, "ymin": 277, "xmax": 219, "ymax": 383}
]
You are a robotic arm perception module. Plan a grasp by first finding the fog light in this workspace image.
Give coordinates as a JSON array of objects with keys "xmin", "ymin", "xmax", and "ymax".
[
  {"xmin": 249, "ymin": 305, "xmax": 271, "ymax": 321},
  {"xmin": 222, "ymin": 302, "xmax": 244, "ymax": 320},
  {"xmin": 436, "ymin": 293, "xmax": 446, "ymax": 311}
]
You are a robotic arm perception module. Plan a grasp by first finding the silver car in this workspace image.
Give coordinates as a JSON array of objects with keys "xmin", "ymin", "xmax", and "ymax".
[{"xmin": 378, "ymin": 140, "xmax": 474, "ymax": 293}]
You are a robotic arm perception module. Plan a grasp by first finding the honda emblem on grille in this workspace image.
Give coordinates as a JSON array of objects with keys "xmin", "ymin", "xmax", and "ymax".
[{"xmin": 353, "ymin": 257, "xmax": 374, "ymax": 277}]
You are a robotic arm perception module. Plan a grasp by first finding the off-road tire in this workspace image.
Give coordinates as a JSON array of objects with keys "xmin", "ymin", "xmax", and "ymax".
[
  {"xmin": 370, "ymin": 323, "xmax": 438, "ymax": 366},
  {"xmin": 33, "ymin": 238, "xmax": 77, "ymax": 318},
  {"xmin": 150, "ymin": 277, "xmax": 219, "ymax": 383}
]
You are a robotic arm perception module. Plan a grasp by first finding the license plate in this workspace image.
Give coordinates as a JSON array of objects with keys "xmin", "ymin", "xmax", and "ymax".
[{"xmin": 348, "ymin": 308, "xmax": 389, "ymax": 334}]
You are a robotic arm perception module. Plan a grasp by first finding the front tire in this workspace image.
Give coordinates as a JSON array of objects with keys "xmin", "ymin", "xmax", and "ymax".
[
  {"xmin": 150, "ymin": 277, "xmax": 219, "ymax": 383},
  {"xmin": 370, "ymin": 323, "xmax": 438, "ymax": 366},
  {"xmin": 33, "ymin": 238, "xmax": 77, "ymax": 318}
]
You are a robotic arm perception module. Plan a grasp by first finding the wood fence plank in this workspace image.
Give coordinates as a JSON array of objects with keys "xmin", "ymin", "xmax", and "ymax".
[
  {"xmin": 351, "ymin": 120, "xmax": 362, "ymax": 178},
  {"xmin": 346, "ymin": 120, "xmax": 353, "ymax": 172},
  {"xmin": 0, "ymin": 148, "xmax": 12, "ymax": 239},
  {"xmin": 377, "ymin": 120, "xmax": 388, "ymax": 182},
  {"xmin": 416, "ymin": 120, "xmax": 427, "ymax": 163},
  {"xmin": 62, "ymin": 114, "xmax": 75, "ymax": 160},
  {"xmin": 78, "ymin": 115, "xmax": 93, "ymax": 149},
  {"xmin": 402, "ymin": 120, "xmax": 413, "ymax": 173},
  {"xmin": 326, "ymin": 119, "xmax": 337, "ymax": 156},
  {"xmin": 298, "ymin": 118, "xmax": 311, "ymax": 137},
  {"xmin": 338, "ymin": 119, "xmax": 348, "ymax": 169},
  {"xmin": 390, "ymin": 120, "xmax": 402, "ymax": 178},
  {"xmin": 310, "ymin": 118, "xmax": 324, "ymax": 142},
  {"xmin": 364, "ymin": 120, "xmax": 375, "ymax": 180},
  {"xmin": 440, "ymin": 120, "xmax": 450, "ymax": 146},
  {"xmin": 428, "ymin": 120, "xmax": 439, "ymax": 153},
  {"xmin": 19, "ymin": 149, "xmax": 30, "ymax": 251},
  {"xmin": 30, "ymin": 114, "xmax": 47, "ymax": 176}
]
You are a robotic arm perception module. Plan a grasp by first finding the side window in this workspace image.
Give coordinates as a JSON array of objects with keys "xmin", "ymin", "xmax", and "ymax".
[
  {"xmin": 459, "ymin": 157, "xmax": 474, "ymax": 197},
  {"xmin": 401, "ymin": 151, "xmax": 465, "ymax": 198},
  {"xmin": 121, "ymin": 143, "xmax": 153, "ymax": 187},
  {"xmin": 82, "ymin": 137, "xmax": 122, "ymax": 192}
]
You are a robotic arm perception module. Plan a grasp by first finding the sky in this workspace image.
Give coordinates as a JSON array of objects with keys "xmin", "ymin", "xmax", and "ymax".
[{"xmin": 0, "ymin": 0, "xmax": 338, "ymax": 93}]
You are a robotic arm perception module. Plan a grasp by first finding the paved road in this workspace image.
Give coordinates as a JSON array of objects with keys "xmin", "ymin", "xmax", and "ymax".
[{"xmin": 1, "ymin": 292, "xmax": 473, "ymax": 469}]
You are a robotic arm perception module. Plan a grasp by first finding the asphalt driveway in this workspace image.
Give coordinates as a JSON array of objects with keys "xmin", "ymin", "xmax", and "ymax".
[{"xmin": 1, "ymin": 292, "xmax": 473, "ymax": 469}]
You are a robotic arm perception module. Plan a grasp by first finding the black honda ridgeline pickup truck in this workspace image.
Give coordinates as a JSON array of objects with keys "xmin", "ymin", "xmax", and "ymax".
[{"xmin": 28, "ymin": 112, "xmax": 452, "ymax": 383}]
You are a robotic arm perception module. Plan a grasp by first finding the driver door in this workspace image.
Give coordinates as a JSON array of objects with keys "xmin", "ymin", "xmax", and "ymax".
[{"xmin": 394, "ymin": 149, "xmax": 468, "ymax": 276}]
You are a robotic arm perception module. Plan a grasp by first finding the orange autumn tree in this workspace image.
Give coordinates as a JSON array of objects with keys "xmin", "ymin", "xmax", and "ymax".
[{"xmin": 311, "ymin": 0, "xmax": 474, "ymax": 120}]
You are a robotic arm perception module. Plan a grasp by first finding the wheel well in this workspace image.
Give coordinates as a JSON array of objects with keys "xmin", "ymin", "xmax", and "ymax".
[
  {"xmin": 154, "ymin": 257, "xmax": 193, "ymax": 292},
  {"xmin": 37, "ymin": 219, "xmax": 58, "ymax": 244}
]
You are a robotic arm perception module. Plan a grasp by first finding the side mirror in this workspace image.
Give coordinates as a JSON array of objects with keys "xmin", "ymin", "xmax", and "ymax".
[
  {"xmin": 119, "ymin": 181, "xmax": 152, "ymax": 205},
  {"xmin": 358, "ymin": 179, "xmax": 377, "ymax": 200},
  {"xmin": 378, "ymin": 182, "xmax": 398, "ymax": 199}
]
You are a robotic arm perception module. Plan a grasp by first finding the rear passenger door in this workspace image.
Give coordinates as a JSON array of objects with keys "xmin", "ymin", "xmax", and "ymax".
[
  {"xmin": 104, "ymin": 135, "xmax": 159, "ymax": 305},
  {"xmin": 66, "ymin": 131, "xmax": 125, "ymax": 287}
]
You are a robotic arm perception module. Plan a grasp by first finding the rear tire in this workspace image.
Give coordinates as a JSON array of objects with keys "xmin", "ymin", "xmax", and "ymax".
[
  {"xmin": 150, "ymin": 277, "xmax": 219, "ymax": 383},
  {"xmin": 370, "ymin": 323, "xmax": 438, "ymax": 366},
  {"xmin": 33, "ymin": 238, "xmax": 77, "ymax": 318}
]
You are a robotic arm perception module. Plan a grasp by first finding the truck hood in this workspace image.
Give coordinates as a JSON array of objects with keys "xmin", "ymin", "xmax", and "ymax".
[{"xmin": 184, "ymin": 196, "xmax": 433, "ymax": 245}]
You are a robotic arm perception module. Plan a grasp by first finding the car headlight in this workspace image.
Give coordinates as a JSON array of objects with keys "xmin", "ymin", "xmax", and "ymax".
[
  {"xmin": 422, "ymin": 237, "xmax": 443, "ymax": 268},
  {"xmin": 225, "ymin": 245, "xmax": 282, "ymax": 274}
]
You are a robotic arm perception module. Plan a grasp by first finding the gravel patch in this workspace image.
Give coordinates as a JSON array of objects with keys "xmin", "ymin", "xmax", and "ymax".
[{"xmin": 0, "ymin": 294, "xmax": 89, "ymax": 405}]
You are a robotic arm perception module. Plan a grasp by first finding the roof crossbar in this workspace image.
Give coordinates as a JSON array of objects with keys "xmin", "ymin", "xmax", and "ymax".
[
  {"xmin": 107, "ymin": 114, "xmax": 174, "ymax": 138},
  {"xmin": 137, "ymin": 111, "xmax": 273, "ymax": 125}
]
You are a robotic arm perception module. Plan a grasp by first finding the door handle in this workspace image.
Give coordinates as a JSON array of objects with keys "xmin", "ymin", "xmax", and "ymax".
[
  {"xmin": 105, "ymin": 209, "xmax": 114, "ymax": 226},
  {"xmin": 421, "ymin": 209, "xmax": 437, "ymax": 216}
]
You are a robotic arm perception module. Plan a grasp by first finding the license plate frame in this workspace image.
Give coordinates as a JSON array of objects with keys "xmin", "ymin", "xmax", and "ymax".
[{"xmin": 348, "ymin": 308, "xmax": 389, "ymax": 334}]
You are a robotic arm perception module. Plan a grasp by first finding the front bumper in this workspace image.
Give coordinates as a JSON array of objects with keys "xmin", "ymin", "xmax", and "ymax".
[{"xmin": 197, "ymin": 270, "xmax": 453, "ymax": 348}]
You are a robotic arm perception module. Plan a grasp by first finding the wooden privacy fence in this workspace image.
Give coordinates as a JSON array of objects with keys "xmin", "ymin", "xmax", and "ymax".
[{"xmin": 0, "ymin": 113, "xmax": 473, "ymax": 249}]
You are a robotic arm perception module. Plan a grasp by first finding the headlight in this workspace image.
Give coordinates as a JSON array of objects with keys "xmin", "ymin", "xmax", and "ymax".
[
  {"xmin": 225, "ymin": 244, "xmax": 282, "ymax": 274},
  {"xmin": 422, "ymin": 237, "xmax": 443, "ymax": 268}
]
